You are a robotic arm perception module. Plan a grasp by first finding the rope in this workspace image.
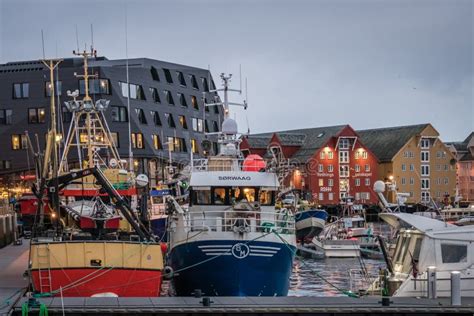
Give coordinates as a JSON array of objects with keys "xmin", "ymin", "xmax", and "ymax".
[
  {"xmin": 0, "ymin": 288, "xmax": 24, "ymax": 310},
  {"xmin": 272, "ymin": 230, "xmax": 359, "ymax": 298}
]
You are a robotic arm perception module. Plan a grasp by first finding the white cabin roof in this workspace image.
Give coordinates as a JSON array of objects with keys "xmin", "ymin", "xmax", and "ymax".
[
  {"xmin": 380, "ymin": 212, "xmax": 474, "ymax": 241},
  {"xmin": 190, "ymin": 171, "xmax": 280, "ymax": 189}
]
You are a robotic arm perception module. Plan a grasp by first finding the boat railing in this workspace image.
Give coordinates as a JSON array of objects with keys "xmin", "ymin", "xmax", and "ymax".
[{"xmin": 185, "ymin": 209, "xmax": 295, "ymax": 234}]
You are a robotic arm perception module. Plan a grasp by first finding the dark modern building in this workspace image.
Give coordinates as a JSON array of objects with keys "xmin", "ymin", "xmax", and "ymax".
[{"xmin": 0, "ymin": 56, "xmax": 224, "ymax": 188}]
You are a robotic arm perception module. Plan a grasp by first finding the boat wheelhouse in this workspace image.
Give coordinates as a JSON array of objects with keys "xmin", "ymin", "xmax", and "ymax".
[
  {"xmin": 167, "ymin": 73, "xmax": 296, "ymax": 296},
  {"xmin": 374, "ymin": 212, "xmax": 474, "ymax": 297}
]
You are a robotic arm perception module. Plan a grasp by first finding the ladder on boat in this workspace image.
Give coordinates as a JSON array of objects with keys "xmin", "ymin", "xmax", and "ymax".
[
  {"xmin": 35, "ymin": 244, "xmax": 53, "ymax": 294},
  {"xmin": 268, "ymin": 144, "xmax": 294, "ymax": 189}
]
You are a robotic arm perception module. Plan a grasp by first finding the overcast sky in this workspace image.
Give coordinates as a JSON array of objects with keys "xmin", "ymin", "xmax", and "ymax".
[{"xmin": 0, "ymin": 0, "xmax": 472, "ymax": 141}]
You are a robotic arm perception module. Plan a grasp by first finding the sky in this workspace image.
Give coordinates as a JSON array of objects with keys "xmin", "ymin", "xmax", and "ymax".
[{"xmin": 0, "ymin": 0, "xmax": 472, "ymax": 141}]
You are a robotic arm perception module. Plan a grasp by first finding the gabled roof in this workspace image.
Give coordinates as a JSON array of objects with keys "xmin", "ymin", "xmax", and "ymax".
[
  {"xmin": 244, "ymin": 135, "xmax": 272, "ymax": 148},
  {"xmin": 357, "ymin": 124, "xmax": 429, "ymax": 162},
  {"xmin": 250, "ymin": 125, "xmax": 346, "ymax": 162}
]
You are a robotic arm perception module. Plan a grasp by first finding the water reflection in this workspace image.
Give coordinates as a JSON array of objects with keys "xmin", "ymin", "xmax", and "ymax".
[{"xmin": 289, "ymin": 257, "xmax": 386, "ymax": 296}]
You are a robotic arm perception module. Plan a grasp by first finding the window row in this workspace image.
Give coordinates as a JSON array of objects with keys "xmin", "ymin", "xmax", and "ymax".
[{"xmin": 151, "ymin": 66, "xmax": 215, "ymax": 92}]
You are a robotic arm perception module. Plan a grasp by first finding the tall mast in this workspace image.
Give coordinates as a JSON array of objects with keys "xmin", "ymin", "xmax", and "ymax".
[{"xmin": 41, "ymin": 58, "xmax": 62, "ymax": 224}]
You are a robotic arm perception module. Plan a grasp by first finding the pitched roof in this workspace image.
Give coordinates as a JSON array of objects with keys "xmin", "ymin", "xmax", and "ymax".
[
  {"xmin": 357, "ymin": 124, "xmax": 429, "ymax": 162},
  {"xmin": 244, "ymin": 135, "xmax": 272, "ymax": 148},
  {"xmin": 250, "ymin": 125, "xmax": 347, "ymax": 162}
]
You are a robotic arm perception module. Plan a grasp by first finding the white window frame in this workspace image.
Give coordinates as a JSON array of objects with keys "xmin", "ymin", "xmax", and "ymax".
[{"xmin": 339, "ymin": 151, "xmax": 349, "ymax": 163}]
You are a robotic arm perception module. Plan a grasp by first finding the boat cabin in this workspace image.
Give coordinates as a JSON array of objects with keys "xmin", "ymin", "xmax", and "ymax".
[{"xmin": 379, "ymin": 213, "xmax": 474, "ymax": 297}]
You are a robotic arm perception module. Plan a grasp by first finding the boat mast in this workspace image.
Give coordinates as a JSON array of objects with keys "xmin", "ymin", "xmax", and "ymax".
[{"xmin": 40, "ymin": 58, "xmax": 62, "ymax": 224}]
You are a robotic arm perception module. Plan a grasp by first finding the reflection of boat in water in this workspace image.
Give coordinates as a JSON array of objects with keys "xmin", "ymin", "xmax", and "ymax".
[
  {"xmin": 294, "ymin": 208, "xmax": 328, "ymax": 241},
  {"xmin": 167, "ymin": 74, "xmax": 296, "ymax": 296}
]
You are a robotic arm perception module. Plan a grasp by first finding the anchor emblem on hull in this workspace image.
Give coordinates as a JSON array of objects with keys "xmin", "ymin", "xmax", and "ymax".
[{"xmin": 231, "ymin": 243, "xmax": 250, "ymax": 259}]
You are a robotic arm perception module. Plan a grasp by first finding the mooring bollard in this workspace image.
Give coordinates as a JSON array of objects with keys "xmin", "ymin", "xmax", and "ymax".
[
  {"xmin": 451, "ymin": 271, "xmax": 461, "ymax": 306},
  {"xmin": 427, "ymin": 266, "xmax": 437, "ymax": 299}
]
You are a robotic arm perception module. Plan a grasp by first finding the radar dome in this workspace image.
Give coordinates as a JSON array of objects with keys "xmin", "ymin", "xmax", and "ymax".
[
  {"xmin": 373, "ymin": 180, "xmax": 386, "ymax": 193},
  {"xmin": 221, "ymin": 118, "xmax": 238, "ymax": 135}
]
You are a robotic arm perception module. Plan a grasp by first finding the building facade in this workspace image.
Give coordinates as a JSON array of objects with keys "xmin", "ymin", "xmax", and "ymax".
[
  {"xmin": 242, "ymin": 125, "xmax": 380, "ymax": 206},
  {"xmin": 359, "ymin": 124, "xmax": 457, "ymax": 204},
  {"xmin": 446, "ymin": 133, "xmax": 474, "ymax": 204},
  {"xmin": 0, "ymin": 56, "xmax": 224, "ymax": 189}
]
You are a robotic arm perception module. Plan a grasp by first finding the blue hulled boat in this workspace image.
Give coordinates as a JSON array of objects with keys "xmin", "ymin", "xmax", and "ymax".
[
  {"xmin": 295, "ymin": 209, "xmax": 328, "ymax": 241},
  {"xmin": 167, "ymin": 74, "xmax": 296, "ymax": 296}
]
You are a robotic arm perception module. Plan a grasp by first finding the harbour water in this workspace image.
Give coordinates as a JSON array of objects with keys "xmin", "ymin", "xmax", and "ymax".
[{"xmin": 289, "ymin": 257, "xmax": 386, "ymax": 296}]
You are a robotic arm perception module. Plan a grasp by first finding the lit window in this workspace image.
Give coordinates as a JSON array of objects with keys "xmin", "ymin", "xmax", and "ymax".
[
  {"xmin": 13, "ymin": 83, "xmax": 29, "ymax": 99},
  {"xmin": 0, "ymin": 109, "xmax": 13, "ymax": 125},
  {"xmin": 355, "ymin": 151, "xmax": 360, "ymax": 159},
  {"xmin": 191, "ymin": 139, "xmax": 199, "ymax": 154},
  {"xmin": 177, "ymin": 71, "xmax": 186, "ymax": 86},
  {"xmin": 191, "ymin": 95, "xmax": 199, "ymax": 110},
  {"xmin": 11, "ymin": 134, "xmax": 27, "ymax": 150},
  {"xmin": 131, "ymin": 133, "xmax": 144, "ymax": 149},
  {"xmin": 45, "ymin": 81, "xmax": 62, "ymax": 96},
  {"xmin": 328, "ymin": 151, "xmax": 333, "ymax": 159},
  {"xmin": 80, "ymin": 79, "xmax": 109, "ymax": 95},
  {"xmin": 111, "ymin": 106, "xmax": 128, "ymax": 122},
  {"xmin": 320, "ymin": 151, "xmax": 325, "ymax": 159},
  {"xmin": 163, "ymin": 68, "xmax": 173, "ymax": 83},
  {"xmin": 340, "ymin": 165, "xmax": 349, "ymax": 177},
  {"xmin": 179, "ymin": 115, "xmax": 188, "ymax": 129},
  {"xmin": 192, "ymin": 118, "xmax": 204, "ymax": 132},
  {"xmin": 362, "ymin": 151, "xmax": 368, "ymax": 159},
  {"xmin": 167, "ymin": 136, "xmax": 186, "ymax": 152},
  {"xmin": 28, "ymin": 108, "xmax": 46, "ymax": 123},
  {"xmin": 318, "ymin": 179, "xmax": 324, "ymax": 186},
  {"xmin": 153, "ymin": 134, "xmax": 162, "ymax": 150}
]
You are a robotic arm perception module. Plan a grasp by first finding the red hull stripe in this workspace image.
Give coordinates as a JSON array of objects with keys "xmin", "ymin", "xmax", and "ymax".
[
  {"xmin": 31, "ymin": 268, "xmax": 162, "ymax": 297},
  {"xmin": 61, "ymin": 188, "xmax": 137, "ymax": 196}
]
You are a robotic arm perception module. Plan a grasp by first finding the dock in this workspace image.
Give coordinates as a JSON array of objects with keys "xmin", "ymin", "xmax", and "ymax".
[{"xmin": 2, "ymin": 239, "xmax": 474, "ymax": 315}]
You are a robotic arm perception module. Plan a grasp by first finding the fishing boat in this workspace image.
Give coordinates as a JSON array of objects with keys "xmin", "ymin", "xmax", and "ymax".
[
  {"xmin": 27, "ymin": 49, "xmax": 165, "ymax": 297},
  {"xmin": 294, "ymin": 208, "xmax": 328, "ymax": 242},
  {"xmin": 167, "ymin": 74, "xmax": 296, "ymax": 296}
]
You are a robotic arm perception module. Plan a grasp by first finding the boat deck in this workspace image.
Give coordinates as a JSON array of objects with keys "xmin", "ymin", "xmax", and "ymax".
[{"xmin": 2, "ymin": 239, "xmax": 474, "ymax": 315}]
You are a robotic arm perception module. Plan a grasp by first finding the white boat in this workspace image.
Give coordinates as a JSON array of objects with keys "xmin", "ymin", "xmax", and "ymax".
[
  {"xmin": 312, "ymin": 238, "xmax": 360, "ymax": 258},
  {"xmin": 373, "ymin": 212, "xmax": 474, "ymax": 297}
]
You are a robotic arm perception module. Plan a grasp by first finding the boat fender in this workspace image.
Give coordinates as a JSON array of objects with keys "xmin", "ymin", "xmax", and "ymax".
[
  {"xmin": 160, "ymin": 242, "xmax": 168, "ymax": 254},
  {"xmin": 163, "ymin": 266, "xmax": 174, "ymax": 279}
]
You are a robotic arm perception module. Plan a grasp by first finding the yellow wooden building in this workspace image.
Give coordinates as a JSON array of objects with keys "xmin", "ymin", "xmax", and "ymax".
[{"xmin": 359, "ymin": 124, "xmax": 456, "ymax": 204}]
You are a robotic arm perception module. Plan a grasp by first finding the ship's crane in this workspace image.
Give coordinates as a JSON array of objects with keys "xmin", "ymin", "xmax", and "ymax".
[{"xmin": 34, "ymin": 167, "xmax": 155, "ymax": 242}]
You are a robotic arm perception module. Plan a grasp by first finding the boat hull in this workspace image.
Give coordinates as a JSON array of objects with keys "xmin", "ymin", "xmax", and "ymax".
[
  {"xmin": 169, "ymin": 239, "xmax": 295, "ymax": 296},
  {"xmin": 31, "ymin": 268, "xmax": 162, "ymax": 297},
  {"xmin": 295, "ymin": 210, "xmax": 327, "ymax": 241}
]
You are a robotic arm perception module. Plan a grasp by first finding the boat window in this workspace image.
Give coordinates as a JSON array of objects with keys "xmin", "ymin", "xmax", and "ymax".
[
  {"xmin": 212, "ymin": 187, "xmax": 227, "ymax": 205},
  {"xmin": 413, "ymin": 238, "xmax": 423, "ymax": 261},
  {"xmin": 151, "ymin": 196, "xmax": 164, "ymax": 204},
  {"xmin": 441, "ymin": 244, "xmax": 467, "ymax": 263},
  {"xmin": 259, "ymin": 190, "xmax": 274, "ymax": 205},
  {"xmin": 395, "ymin": 235, "xmax": 408, "ymax": 263},
  {"xmin": 193, "ymin": 190, "xmax": 211, "ymax": 205},
  {"xmin": 231, "ymin": 187, "xmax": 256, "ymax": 203}
]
